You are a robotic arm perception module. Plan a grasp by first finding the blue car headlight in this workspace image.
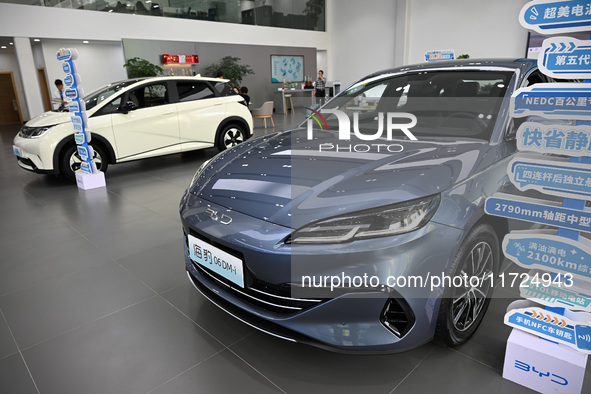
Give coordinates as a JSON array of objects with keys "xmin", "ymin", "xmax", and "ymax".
[{"xmin": 288, "ymin": 194, "xmax": 440, "ymax": 244}]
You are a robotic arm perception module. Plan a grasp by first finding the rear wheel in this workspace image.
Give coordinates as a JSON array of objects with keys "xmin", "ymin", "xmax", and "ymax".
[
  {"xmin": 435, "ymin": 223, "xmax": 499, "ymax": 346},
  {"xmin": 59, "ymin": 144, "xmax": 108, "ymax": 182},
  {"xmin": 216, "ymin": 124, "xmax": 246, "ymax": 151}
]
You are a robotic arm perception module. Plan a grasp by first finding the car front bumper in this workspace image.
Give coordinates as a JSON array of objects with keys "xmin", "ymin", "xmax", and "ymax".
[
  {"xmin": 180, "ymin": 192, "xmax": 465, "ymax": 353},
  {"xmin": 12, "ymin": 134, "xmax": 55, "ymax": 174}
]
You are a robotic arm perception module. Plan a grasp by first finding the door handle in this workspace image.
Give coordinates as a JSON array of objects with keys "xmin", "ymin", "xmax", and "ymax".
[
  {"xmin": 13, "ymin": 100, "xmax": 17, "ymax": 111},
  {"xmin": 163, "ymin": 112, "xmax": 175, "ymax": 116}
]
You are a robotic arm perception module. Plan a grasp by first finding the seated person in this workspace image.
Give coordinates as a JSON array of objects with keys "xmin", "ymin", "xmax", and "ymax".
[{"xmin": 234, "ymin": 86, "xmax": 251, "ymax": 109}]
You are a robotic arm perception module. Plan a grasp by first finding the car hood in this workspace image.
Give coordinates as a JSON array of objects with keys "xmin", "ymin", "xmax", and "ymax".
[
  {"xmin": 195, "ymin": 128, "xmax": 497, "ymax": 229},
  {"xmin": 25, "ymin": 111, "xmax": 74, "ymax": 127}
]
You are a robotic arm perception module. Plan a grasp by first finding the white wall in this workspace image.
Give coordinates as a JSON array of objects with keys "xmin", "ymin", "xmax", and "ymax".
[
  {"xmin": 0, "ymin": 48, "xmax": 29, "ymax": 120},
  {"xmin": 329, "ymin": 0, "xmax": 397, "ymax": 88},
  {"xmin": 406, "ymin": 0, "xmax": 530, "ymax": 64},
  {"xmin": 40, "ymin": 40, "xmax": 127, "ymax": 95}
]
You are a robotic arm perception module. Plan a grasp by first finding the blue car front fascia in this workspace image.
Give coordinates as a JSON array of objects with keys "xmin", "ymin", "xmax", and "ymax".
[{"xmin": 181, "ymin": 192, "xmax": 465, "ymax": 353}]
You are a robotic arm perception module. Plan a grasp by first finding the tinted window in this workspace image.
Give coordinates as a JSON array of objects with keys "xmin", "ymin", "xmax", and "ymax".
[
  {"xmin": 83, "ymin": 80, "xmax": 139, "ymax": 111},
  {"xmin": 177, "ymin": 82, "xmax": 215, "ymax": 102},
  {"xmin": 319, "ymin": 70, "xmax": 513, "ymax": 141},
  {"xmin": 127, "ymin": 83, "xmax": 169, "ymax": 109}
]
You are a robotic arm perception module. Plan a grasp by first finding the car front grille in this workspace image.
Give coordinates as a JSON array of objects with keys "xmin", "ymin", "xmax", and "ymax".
[{"xmin": 186, "ymin": 230, "xmax": 327, "ymax": 314}]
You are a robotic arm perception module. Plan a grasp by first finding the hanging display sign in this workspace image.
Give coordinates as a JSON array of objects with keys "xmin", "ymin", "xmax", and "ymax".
[
  {"xmin": 515, "ymin": 122, "xmax": 591, "ymax": 157},
  {"xmin": 485, "ymin": 193, "xmax": 591, "ymax": 233},
  {"xmin": 508, "ymin": 155, "xmax": 591, "ymax": 199},
  {"xmin": 519, "ymin": 0, "xmax": 591, "ymax": 34},
  {"xmin": 511, "ymin": 83, "xmax": 591, "ymax": 119},
  {"xmin": 538, "ymin": 37, "xmax": 591, "ymax": 79},
  {"xmin": 502, "ymin": 230, "xmax": 591, "ymax": 281},
  {"xmin": 505, "ymin": 307, "xmax": 591, "ymax": 354},
  {"xmin": 162, "ymin": 54, "xmax": 199, "ymax": 64}
]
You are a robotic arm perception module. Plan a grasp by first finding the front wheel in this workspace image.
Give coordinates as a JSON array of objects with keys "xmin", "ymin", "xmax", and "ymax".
[
  {"xmin": 435, "ymin": 223, "xmax": 499, "ymax": 347},
  {"xmin": 59, "ymin": 144, "xmax": 108, "ymax": 182},
  {"xmin": 216, "ymin": 124, "xmax": 246, "ymax": 151}
]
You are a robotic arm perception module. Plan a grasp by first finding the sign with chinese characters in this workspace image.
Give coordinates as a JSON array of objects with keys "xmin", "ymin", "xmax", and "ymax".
[
  {"xmin": 520, "ymin": 278, "xmax": 591, "ymax": 312},
  {"xmin": 509, "ymin": 155, "xmax": 591, "ymax": 199},
  {"xmin": 424, "ymin": 49, "xmax": 455, "ymax": 62},
  {"xmin": 519, "ymin": 0, "xmax": 591, "ymax": 34},
  {"xmin": 516, "ymin": 122, "xmax": 591, "ymax": 157},
  {"xmin": 505, "ymin": 307, "xmax": 591, "ymax": 354},
  {"xmin": 485, "ymin": 193, "xmax": 591, "ymax": 233},
  {"xmin": 539, "ymin": 37, "xmax": 591, "ymax": 79},
  {"xmin": 511, "ymin": 83, "xmax": 591, "ymax": 119},
  {"xmin": 502, "ymin": 230, "xmax": 591, "ymax": 280},
  {"xmin": 56, "ymin": 47, "xmax": 95, "ymax": 175},
  {"xmin": 161, "ymin": 54, "xmax": 199, "ymax": 64}
]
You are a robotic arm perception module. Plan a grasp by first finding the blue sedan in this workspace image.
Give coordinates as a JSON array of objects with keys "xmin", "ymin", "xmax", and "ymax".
[{"xmin": 180, "ymin": 59, "xmax": 548, "ymax": 353}]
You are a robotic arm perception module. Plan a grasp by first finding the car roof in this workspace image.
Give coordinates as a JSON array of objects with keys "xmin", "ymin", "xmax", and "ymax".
[
  {"xmin": 364, "ymin": 58, "xmax": 537, "ymax": 79},
  {"xmin": 115, "ymin": 76, "xmax": 230, "ymax": 85}
]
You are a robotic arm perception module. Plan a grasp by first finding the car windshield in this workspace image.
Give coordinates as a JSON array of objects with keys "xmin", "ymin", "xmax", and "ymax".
[
  {"xmin": 83, "ymin": 80, "xmax": 140, "ymax": 111},
  {"xmin": 315, "ymin": 70, "xmax": 514, "ymax": 141}
]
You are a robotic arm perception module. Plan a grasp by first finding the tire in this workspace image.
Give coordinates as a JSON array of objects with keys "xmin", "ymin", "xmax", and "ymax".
[
  {"xmin": 216, "ymin": 124, "xmax": 246, "ymax": 151},
  {"xmin": 435, "ymin": 223, "xmax": 499, "ymax": 347},
  {"xmin": 59, "ymin": 144, "xmax": 108, "ymax": 182}
]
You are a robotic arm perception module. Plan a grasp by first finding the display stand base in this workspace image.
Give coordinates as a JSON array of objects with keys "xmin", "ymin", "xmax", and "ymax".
[
  {"xmin": 75, "ymin": 171, "xmax": 106, "ymax": 190},
  {"xmin": 503, "ymin": 328, "xmax": 587, "ymax": 394}
]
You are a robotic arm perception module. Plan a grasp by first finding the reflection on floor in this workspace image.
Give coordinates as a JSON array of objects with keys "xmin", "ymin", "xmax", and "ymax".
[{"xmin": 0, "ymin": 110, "xmax": 588, "ymax": 393}]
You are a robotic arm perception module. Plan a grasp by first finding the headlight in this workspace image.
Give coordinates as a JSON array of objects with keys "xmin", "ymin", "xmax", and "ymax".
[
  {"xmin": 288, "ymin": 194, "xmax": 440, "ymax": 244},
  {"xmin": 18, "ymin": 125, "xmax": 56, "ymax": 138},
  {"xmin": 188, "ymin": 158, "xmax": 213, "ymax": 190}
]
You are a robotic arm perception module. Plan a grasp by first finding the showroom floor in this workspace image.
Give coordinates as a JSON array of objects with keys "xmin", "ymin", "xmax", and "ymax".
[{"xmin": 0, "ymin": 110, "xmax": 589, "ymax": 394}]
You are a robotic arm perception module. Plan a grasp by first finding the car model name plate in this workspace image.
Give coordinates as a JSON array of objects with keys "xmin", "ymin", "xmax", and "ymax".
[{"xmin": 188, "ymin": 234, "xmax": 244, "ymax": 288}]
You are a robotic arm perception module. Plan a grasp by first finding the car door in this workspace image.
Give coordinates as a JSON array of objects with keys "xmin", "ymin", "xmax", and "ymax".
[
  {"xmin": 110, "ymin": 81, "xmax": 180, "ymax": 161},
  {"xmin": 174, "ymin": 80, "xmax": 228, "ymax": 152}
]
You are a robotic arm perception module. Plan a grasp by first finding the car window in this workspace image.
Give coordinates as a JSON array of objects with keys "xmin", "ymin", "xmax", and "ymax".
[
  {"xmin": 127, "ymin": 83, "xmax": 170, "ymax": 109},
  {"xmin": 177, "ymin": 82, "xmax": 216, "ymax": 102},
  {"xmin": 213, "ymin": 82, "xmax": 233, "ymax": 96},
  {"xmin": 318, "ymin": 70, "xmax": 514, "ymax": 141},
  {"xmin": 95, "ymin": 95, "xmax": 122, "ymax": 116},
  {"xmin": 523, "ymin": 70, "xmax": 546, "ymax": 87},
  {"xmin": 84, "ymin": 80, "xmax": 138, "ymax": 111}
]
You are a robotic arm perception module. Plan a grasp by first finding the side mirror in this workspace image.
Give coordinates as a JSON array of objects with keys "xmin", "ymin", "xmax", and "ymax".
[{"xmin": 120, "ymin": 101, "xmax": 138, "ymax": 114}]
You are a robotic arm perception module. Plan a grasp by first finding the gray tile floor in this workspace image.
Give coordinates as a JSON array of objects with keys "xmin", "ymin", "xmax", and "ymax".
[{"xmin": 0, "ymin": 111, "xmax": 589, "ymax": 393}]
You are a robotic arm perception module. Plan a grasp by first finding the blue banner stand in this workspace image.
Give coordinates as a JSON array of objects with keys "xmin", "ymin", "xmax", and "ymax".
[{"xmin": 502, "ymin": 5, "xmax": 590, "ymax": 393}]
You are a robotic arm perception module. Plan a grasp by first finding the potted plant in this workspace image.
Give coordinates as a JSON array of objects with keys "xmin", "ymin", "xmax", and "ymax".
[
  {"xmin": 123, "ymin": 57, "xmax": 164, "ymax": 78},
  {"xmin": 204, "ymin": 56, "xmax": 254, "ymax": 88}
]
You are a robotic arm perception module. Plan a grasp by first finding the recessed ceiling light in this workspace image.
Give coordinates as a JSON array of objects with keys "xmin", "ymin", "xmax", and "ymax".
[
  {"xmin": 1, "ymin": 46, "xmax": 6, "ymax": 49},
  {"xmin": 9, "ymin": 42, "xmax": 13, "ymax": 45},
  {"xmin": 83, "ymin": 41, "xmax": 89, "ymax": 44},
  {"xmin": 34, "ymin": 39, "xmax": 40, "ymax": 42}
]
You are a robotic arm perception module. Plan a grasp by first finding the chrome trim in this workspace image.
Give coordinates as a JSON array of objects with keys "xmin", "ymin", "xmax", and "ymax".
[
  {"xmin": 186, "ymin": 272, "xmax": 296, "ymax": 342},
  {"xmin": 192, "ymin": 260, "xmax": 304, "ymax": 311}
]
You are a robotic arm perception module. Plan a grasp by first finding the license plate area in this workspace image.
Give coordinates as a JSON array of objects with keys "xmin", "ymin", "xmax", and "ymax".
[
  {"xmin": 187, "ymin": 234, "xmax": 245, "ymax": 288},
  {"xmin": 13, "ymin": 145, "xmax": 22, "ymax": 157}
]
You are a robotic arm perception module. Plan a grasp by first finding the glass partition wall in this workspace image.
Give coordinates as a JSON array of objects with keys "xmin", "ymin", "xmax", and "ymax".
[{"xmin": 5, "ymin": 0, "xmax": 325, "ymax": 31}]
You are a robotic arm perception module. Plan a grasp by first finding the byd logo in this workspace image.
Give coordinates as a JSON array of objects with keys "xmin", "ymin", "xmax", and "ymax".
[{"xmin": 306, "ymin": 108, "xmax": 417, "ymax": 153}]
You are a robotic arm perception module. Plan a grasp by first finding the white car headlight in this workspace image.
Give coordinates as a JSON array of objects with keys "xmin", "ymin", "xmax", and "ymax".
[
  {"xmin": 18, "ymin": 125, "xmax": 56, "ymax": 138},
  {"xmin": 288, "ymin": 194, "xmax": 440, "ymax": 244}
]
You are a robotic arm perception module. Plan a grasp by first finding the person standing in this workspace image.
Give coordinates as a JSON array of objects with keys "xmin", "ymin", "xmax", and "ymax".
[
  {"xmin": 52, "ymin": 79, "xmax": 68, "ymax": 111},
  {"xmin": 314, "ymin": 70, "xmax": 326, "ymax": 105}
]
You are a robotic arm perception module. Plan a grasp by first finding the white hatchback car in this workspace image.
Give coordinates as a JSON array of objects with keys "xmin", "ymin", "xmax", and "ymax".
[{"xmin": 13, "ymin": 76, "xmax": 253, "ymax": 181}]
